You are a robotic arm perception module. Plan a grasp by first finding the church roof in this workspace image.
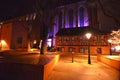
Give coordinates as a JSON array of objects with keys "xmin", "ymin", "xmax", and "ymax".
[{"xmin": 56, "ymin": 27, "xmax": 109, "ymax": 36}]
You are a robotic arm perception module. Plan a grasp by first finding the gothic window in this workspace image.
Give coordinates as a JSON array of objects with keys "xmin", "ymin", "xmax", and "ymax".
[
  {"xmin": 68, "ymin": 9, "xmax": 74, "ymax": 28},
  {"xmin": 79, "ymin": 7, "xmax": 84, "ymax": 27},
  {"xmin": 48, "ymin": 26, "xmax": 52, "ymax": 38}
]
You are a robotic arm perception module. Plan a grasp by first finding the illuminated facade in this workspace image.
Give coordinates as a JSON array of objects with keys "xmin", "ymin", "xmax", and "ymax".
[
  {"xmin": 0, "ymin": 1, "xmax": 106, "ymax": 53},
  {"xmin": 49, "ymin": 1, "xmax": 110, "ymax": 54},
  {"xmin": 55, "ymin": 27, "xmax": 110, "ymax": 54},
  {"xmin": 0, "ymin": 14, "xmax": 39, "ymax": 50},
  {"xmin": 48, "ymin": 1, "xmax": 99, "ymax": 48},
  {"xmin": 0, "ymin": 21, "xmax": 28, "ymax": 50}
]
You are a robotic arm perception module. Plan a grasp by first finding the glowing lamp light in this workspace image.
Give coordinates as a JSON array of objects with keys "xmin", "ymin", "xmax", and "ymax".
[
  {"xmin": 33, "ymin": 40, "xmax": 37, "ymax": 44},
  {"xmin": 47, "ymin": 39, "xmax": 52, "ymax": 47},
  {"xmin": 85, "ymin": 33, "xmax": 92, "ymax": 39},
  {"xmin": 108, "ymin": 39, "xmax": 112, "ymax": 43},
  {"xmin": 0, "ymin": 40, "xmax": 9, "ymax": 50}
]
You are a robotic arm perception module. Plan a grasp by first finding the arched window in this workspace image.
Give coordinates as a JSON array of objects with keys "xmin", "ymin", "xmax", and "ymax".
[
  {"xmin": 68, "ymin": 9, "xmax": 74, "ymax": 28},
  {"xmin": 48, "ymin": 26, "xmax": 52, "ymax": 38},
  {"xmin": 58, "ymin": 12, "xmax": 62, "ymax": 30},
  {"xmin": 79, "ymin": 7, "xmax": 84, "ymax": 27}
]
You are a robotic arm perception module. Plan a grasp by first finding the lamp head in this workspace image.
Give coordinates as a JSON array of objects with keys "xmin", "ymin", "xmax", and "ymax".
[{"xmin": 85, "ymin": 33, "xmax": 92, "ymax": 39}]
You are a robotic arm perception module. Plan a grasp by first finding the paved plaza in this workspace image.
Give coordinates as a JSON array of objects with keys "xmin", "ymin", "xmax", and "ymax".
[
  {"xmin": 47, "ymin": 54, "xmax": 120, "ymax": 80},
  {"xmin": 0, "ymin": 51, "xmax": 120, "ymax": 80}
]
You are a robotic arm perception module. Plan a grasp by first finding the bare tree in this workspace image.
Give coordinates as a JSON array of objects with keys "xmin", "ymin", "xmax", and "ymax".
[
  {"xmin": 34, "ymin": 0, "xmax": 60, "ymax": 54},
  {"xmin": 110, "ymin": 29, "xmax": 120, "ymax": 45},
  {"xmin": 86, "ymin": 0, "xmax": 120, "ymax": 30},
  {"xmin": 97, "ymin": 0, "xmax": 120, "ymax": 26}
]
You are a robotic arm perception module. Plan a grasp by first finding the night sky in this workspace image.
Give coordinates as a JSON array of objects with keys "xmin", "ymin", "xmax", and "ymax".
[
  {"xmin": 0, "ymin": 0, "xmax": 35, "ymax": 21},
  {"xmin": 0, "ymin": 0, "xmax": 82, "ymax": 22},
  {"xmin": 0, "ymin": 0, "xmax": 120, "ymax": 25}
]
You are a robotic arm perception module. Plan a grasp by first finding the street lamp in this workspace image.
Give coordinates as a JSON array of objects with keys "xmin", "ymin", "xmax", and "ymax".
[
  {"xmin": 108, "ymin": 39, "xmax": 112, "ymax": 55},
  {"xmin": 85, "ymin": 33, "xmax": 92, "ymax": 64}
]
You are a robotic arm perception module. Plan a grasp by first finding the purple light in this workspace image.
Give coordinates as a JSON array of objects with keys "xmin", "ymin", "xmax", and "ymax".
[
  {"xmin": 84, "ymin": 9, "xmax": 89, "ymax": 26},
  {"xmin": 78, "ymin": 13, "xmax": 89, "ymax": 27}
]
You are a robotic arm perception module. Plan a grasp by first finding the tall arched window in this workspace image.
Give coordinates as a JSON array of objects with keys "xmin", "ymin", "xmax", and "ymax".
[
  {"xmin": 58, "ymin": 12, "xmax": 62, "ymax": 30},
  {"xmin": 48, "ymin": 26, "xmax": 52, "ymax": 37},
  {"xmin": 79, "ymin": 7, "xmax": 84, "ymax": 27},
  {"xmin": 68, "ymin": 9, "xmax": 74, "ymax": 28}
]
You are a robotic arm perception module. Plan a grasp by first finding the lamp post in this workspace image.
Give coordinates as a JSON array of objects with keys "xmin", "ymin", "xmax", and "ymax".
[
  {"xmin": 108, "ymin": 39, "xmax": 112, "ymax": 55},
  {"xmin": 85, "ymin": 33, "xmax": 92, "ymax": 64}
]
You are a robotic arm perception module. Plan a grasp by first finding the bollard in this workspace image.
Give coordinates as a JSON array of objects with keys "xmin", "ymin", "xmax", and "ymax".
[{"xmin": 72, "ymin": 52, "xmax": 74, "ymax": 63}]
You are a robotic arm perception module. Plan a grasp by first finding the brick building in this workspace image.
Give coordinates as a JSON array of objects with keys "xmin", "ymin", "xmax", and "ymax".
[
  {"xmin": 49, "ymin": 0, "xmax": 99, "ymax": 48},
  {"xmin": 0, "ymin": 21, "xmax": 28, "ymax": 50},
  {"xmin": 0, "ymin": 0, "xmax": 111, "ymax": 54},
  {"xmin": 55, "ymin": 27, "xmax": 110, "ymax": 54},
  {"xmin": 0, "ymin": 13, "xmax": 39, "ymax": 50}
]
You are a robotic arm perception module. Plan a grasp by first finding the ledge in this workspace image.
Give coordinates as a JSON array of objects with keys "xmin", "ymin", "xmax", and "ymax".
[
  {"xmin": 97, "ymin": 54, "xmax": 120, "ymax": 70},
  {"xmin": 0, "ymin": 53, "xmax": 60, "ymax": 80}
]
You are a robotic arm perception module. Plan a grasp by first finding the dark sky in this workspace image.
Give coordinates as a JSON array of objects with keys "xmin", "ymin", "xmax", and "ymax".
[
  {"xmin": 0, "ymin": 0, "xmax": 34, "ymax": 21},
  {"xmin": 0, "ymin": 0, "xmax": 120, "ymax": 23},
  {"xmin": 0, "ymin": 0, "xmax": 82, "ymax": 22}
]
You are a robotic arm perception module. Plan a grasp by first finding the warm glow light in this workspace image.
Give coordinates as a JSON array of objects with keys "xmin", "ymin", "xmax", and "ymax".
[
  {"xmin": 0, "ymin": 40, "xmax": 9, "ymax": 50},
  {"xmin": 115, "ymin": 45, "xmax": 120, "ymax": 52},
  {"xmin": 33, "ymin": 40, "xmax": 37, "ymax": 44},
  {"xmin": 85, "ymin": 33, "xmax": 92, "ymax": 39},
  {"xmin": 105, "ymin": 55, "xmax": 120, "ymax": 60},
  {"xmin": 1, "ymin": 40, "xmax": 7, "ymax": 45},
  {"xmin": 108, "ymin": 39, "xmax": 112, "ymax": 43},
  {"xmin": 30, "ymin": 48, "xmax": 39, "ymax": 52}
]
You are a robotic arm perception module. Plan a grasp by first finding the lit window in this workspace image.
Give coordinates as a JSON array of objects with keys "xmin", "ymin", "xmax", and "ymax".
[{"xmin": 47, "ymin": 39, "xmax": 52, "ymax": 47}]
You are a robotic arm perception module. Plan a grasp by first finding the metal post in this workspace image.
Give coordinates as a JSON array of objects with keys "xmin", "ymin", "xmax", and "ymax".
[
  {"xmin": 85, "ymin": 33, "xmax": 92, "ymax": 64},
  {"xmin": 72, "ymin": 51, "xmax": 74, "ymax": 63},
  {"xmin": 88, "ymin": 40, "xmax": 91, "ymax": 64},
  {"xmin": 108, "ymin": 39, "xmax": 112, "ymax": 55},
  {"xmin": 110, "ymin": 43, "xmax": 112, "ymax": 55}
]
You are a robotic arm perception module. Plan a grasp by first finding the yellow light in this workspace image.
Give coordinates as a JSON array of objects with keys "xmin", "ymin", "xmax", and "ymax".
[
  {"xmin": 115, "ymin": 45, "xmax": 120, "ymax": 52},
  {"xmin": 1, "ymin": 40, "xmax": 7, "ymax": 45},
  {"xmin": 33, "ymin": 40, "xmax": 37, "ymax": 44},
  {"xmin": 0, "ymin": 40, "xmax": 9, "ymax": 50},
  {"xmin": 85, "ymin": 33, "xmax": 92, "ymax": 39}
]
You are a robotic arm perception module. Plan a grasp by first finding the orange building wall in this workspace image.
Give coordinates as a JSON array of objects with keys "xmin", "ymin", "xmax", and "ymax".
[
  {"xmin": 11, "ymin": 22, "xmax": 28, "ymax": 49},
  {"xmin": 1, "ymin": 21, "xmax": 28, "ymax": 50},
  {"xmin": 1, "ymin": 23, "xmax": 13, "ymax": 50},
  {"xmin": 55, "ymin": 35, "xmax": 110, "ymax": 55},
  {"xmin": 90, "ymin": 46, "xmax": 110, "ymax": 55}
]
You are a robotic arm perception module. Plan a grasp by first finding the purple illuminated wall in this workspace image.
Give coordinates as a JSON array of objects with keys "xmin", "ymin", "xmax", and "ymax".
[
  {"xmin": 53, "ymin": 7, "xmax": 89, "ymax": 34},
  {"xmin": 68, "ymin": 9, "xmax": 74, "ymax": 28},
  {"xmin": 52, "ymin": 2, "xmax": 89, "ymax": 46},
  {"xmin": 78, "ymin": 7, "xmax": 89, "ymax": 27}
]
